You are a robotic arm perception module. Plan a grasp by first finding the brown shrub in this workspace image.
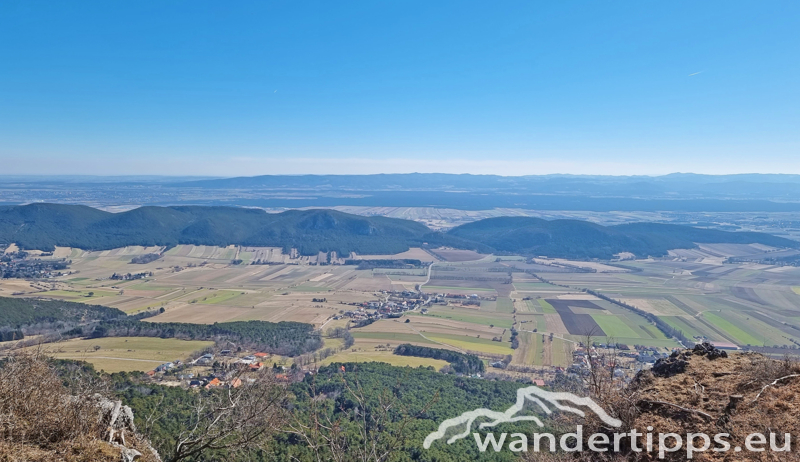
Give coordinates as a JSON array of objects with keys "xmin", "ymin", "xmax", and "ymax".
[
  {"xmin": 0, "ymin": 352, "xmax": 103, "ymax": 446},
  {"xmin": 588, "ymin": 351, "xmax": 800, "ymax": 461},
  {"xmin": 0, "ymin": 352, "xmax": 159, "ymax": 462}
]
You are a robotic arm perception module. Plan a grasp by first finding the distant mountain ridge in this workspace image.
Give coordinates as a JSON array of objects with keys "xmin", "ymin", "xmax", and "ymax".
[
  {"xmin": 448, "ymin": 217, "xmax": 799, "ymax": 259},
  {"xmin": 0, "ymin": 204, "xmax": 797, "ymax": 259},
  {"xmin": 171, "ymin": 172, "xmax": 800, "ymax": 189},
  {"xmin": 0, "ymin": 204, "xmax": 431, "ymax": 255},
  {"xmin": 169, "ymin": 172, "xmax": 800, "ymax": 198},
  {"xmin": 157, "ymin": 173, "xmax": 800, "ymax": 212},
  {"xmin": 7, "ymin": 173, "xmax": 800, "ymax": 211}
]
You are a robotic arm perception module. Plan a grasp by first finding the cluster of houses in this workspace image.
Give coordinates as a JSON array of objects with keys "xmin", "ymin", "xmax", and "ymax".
[
  {"xmin": 108, "ymin": 271, "xmax": 152, "ymax": 281},
  {"xmin": 431, "ymin": 293, "xmax": 496, "ymax": 302},
  {"xmin": 144, "ymin": 350, "xmax": 298, "ymax": 390},
  {"xmin": 0, "ymin": 251, "xmax": 69, "ymax": 279},
  {"xmin": 187, "ymin": 375, "xmax": 243, "ymax": 390},
  {"xmin": 333, "ymin": 290, "xmax": 431, "ymax": 323}
]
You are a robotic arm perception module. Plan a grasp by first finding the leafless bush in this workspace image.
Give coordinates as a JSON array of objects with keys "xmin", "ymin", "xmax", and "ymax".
[
  {"xmin": 0, "ymin": 351, "xmax": 102, "ymax": 446},
  {"xmin": 736, "ymin": 352, "xmax": 800, "ymax": 394},
  {"xmin": 0, "ymin": 351, "xmax": 161, "ymax": 461},
  {"xmin": 163, "ymin": 369, "xmax": 287, "ymax": 462}
]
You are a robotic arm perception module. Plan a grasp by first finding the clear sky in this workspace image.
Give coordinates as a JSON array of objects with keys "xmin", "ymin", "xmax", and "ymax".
[{"xmin": 1, "ymin": 1, "xmax": 798, "ymax": 176}]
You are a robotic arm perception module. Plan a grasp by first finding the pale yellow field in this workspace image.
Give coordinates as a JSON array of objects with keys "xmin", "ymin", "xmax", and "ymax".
[
  {"xmin": 0, "ymin": 279, "xmax": 39, "ymax": 296},
  {"xmin": 5, "ymin": 245, "xmax": 387, "ymax": 326},
  {"xmin": 320, "ymin": 350, "xmax": 448, "ymax": 370},
  {"xmin": 535, "ymin": 258, "xmax": 627, "ymax": 273},
  {"xmin": 24, "ymin": 337, "xmax": 214, "ymax": 373},
  {"xmin": 358, "ymin": 317, "xmax": 505, "ymax": 338},
  {"xmin": 353, "ymin": 247, "xmax": 437, "ymax": 262}
]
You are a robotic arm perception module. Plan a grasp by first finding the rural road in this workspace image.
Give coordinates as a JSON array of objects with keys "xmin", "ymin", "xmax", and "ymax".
[
  {"xmin": 421, "ymin": 262, "xmax": 438, "ymax": 288},
  {"xmin": 319, "ymin": 317, "xmax": 335, "ymax": 331},
  {"xmin": 406, "ymin": 323, "xmax": 467, "ymax": 353}
]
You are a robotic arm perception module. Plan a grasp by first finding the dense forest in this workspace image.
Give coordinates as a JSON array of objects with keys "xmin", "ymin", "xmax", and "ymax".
[
  {"xmin": 85, "ymin": 319, "xmax": 322, "ymax": 357},
  {"xmin": 0, "ymin": 204, "xmax": 432, "ymax": 256},
  {"xmin": 0, "ymin": 297, "xmax": 321, "ymax": 356},
  {"xmin": 0, "ymin": 297, "xmax": 126, "ymax": 341},
  {"xmin": 448, "ymin": 216, "xmax": 799, "ymax": 259},
  {"xmin": 393, "ymin": 344, "xmax": 485, "ymax": 374},
  {"xmin": 0, "ymin": 296, "xmax": 125, "ymax": 328},
  {"xmin": 107, "ymin": 361, "xmax": 551, "ymax": 461},
  {"xmin": 1, "ymin": 203, "xmax": 797, "ymax": 259}
]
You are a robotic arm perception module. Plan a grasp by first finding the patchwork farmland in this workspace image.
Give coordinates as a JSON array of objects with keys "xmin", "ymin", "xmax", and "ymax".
[{"xmin": 4, "ymin": 240, "xmax": 800, "ymax": 376}]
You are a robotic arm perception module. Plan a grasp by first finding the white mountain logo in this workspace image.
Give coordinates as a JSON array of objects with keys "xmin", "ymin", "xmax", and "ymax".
[{"xmin": 423, "ymin": 386, "xmax": 622, "ymax": 449}]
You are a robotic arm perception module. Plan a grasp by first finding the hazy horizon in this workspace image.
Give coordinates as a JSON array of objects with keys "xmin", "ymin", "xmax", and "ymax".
[{"xmin": 8, "ymin": 171, "xmax": 800, "ymax": 181}]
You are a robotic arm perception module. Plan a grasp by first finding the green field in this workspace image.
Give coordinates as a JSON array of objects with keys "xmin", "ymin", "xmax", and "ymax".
[
  {"xmin": 567, "ymin": 335, "xmax": 678, "ymax": 348},
  {"xmin": 591, "ymin": 315, "xmax": 640, "ymax": 339},
  {"xmin": 425, "ymin": 333, "xmax": 513, "ymax": 355},
  {"xmin": 616, "ymin": 316, "xmax": 667, "ymax": 339},
  {"xmin": 496, "ymin": 297, "xmax": 514, "ymax": 313},
  {"xmin": 538, "ymin": 299, "xmax": 556, "ymax": 314},
  {"xmin": 40, "ymin": 289, "xmax": 118, "ymax": 301},
  {"xmin": 516, "ymin": 314, "xmax": 546, "ymax": 332},
  {"xmin": 523, "ymin": 300, "xmax": 540, "ymax": 313},
  {"xmin": 419, "ymin": 310, "xmax": 514, "ymax": 329},
  {"xmin": 702, "ymin": 312, "xmax": 763, "ymax": 346},
  {"xmin": 199, "ymin": 290, "xmax": 244, "ymax": 305},
  {"xmin": 516, "ymin": 332, "xmax": 543, "ymax": 366},
  {"xmin": 550, "ymin": 337, "xmax": 570, "ymax": 367},
  {"xmin": 350, "ymin": 332, "xmax": 436, "ymax": 345},
  {"xmin": 660, "ymin": 316, "xmax": 705, "ymax": 339}
]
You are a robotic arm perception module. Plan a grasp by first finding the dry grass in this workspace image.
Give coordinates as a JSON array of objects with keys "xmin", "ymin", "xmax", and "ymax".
[
  {"xmin": 23, "ymin": 336, "xmax": 215, "ymax": 373},
  {"xmin": 0, "ymin": 438, "xmax": 126, "ymax": 462},
  {"xmin": 0, "ymin": 352, "xmax": 160, "ymax": 462},
  {"xmin": 572, "ymin": 351, "xmax": 800, "ymax": 461}
]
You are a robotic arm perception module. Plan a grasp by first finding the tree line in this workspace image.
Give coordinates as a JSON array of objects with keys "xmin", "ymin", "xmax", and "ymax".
[
  {"xmin": 83, "ymin": 319, "xmax": 323, "ymax": 357},
  {"xmin": 0, "ymin": 297, "xmax": 322, "ymax": 356},
  {"xmin": 393, "ymin": 344, "xmax": 484, "ymax": 374}
]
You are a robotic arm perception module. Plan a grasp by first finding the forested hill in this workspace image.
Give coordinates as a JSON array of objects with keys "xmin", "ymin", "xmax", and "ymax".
[
  {"xmin": 446, "ymin": 217, "xmax": 800, "ymax": 259},
  {"xmin": 0, "ymin": 297, "xmax": 125, "ymax": 329},
  {"xmin": 0, "ymin": 203, "xmax": 431, "ymax": 255},
  {"xmin": 0, "ymin": 297, "xmax": 322, "ymax": 355},
  {"xmin": 1, "ymin": 204, "xmax": 797, "ymax": 259}
]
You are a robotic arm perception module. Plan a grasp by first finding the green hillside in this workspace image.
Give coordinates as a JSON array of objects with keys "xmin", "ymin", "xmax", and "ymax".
[
  {"xmin": 0, "ymin": 296, "xmax": 321, "ymax": 355},
  {"xmin": 1, "ymin": 204, "xmax": 796, "ymax": 259},
  {"xmin": 0, "ymin": 297, "xmax": 125, "ymax": 329},
  {"xmin": 0, "ymin": 204, "xmax": 431, "ymax": 255},
  {"xmin": 446, "ymin": 216, "xmax": 799, "ymax": 259}
]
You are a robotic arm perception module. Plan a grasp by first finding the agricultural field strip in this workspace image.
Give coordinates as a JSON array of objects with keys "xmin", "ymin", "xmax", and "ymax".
[{"xmin": 21, "ymin": 244, "xmax": 800, "ymax": 357}]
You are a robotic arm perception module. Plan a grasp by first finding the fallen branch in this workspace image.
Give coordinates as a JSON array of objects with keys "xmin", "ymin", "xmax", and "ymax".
[
  {"xmin": 640, "ymin": 400, "xmax": 713, "ymax": 420},
  {"xmin": 751, "ymin": 374, "xmax": 800, "ymax": 403}
]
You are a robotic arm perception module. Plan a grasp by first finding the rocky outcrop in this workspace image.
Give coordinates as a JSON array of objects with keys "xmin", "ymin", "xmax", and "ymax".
[
  {"xmin": 650, "ymin": 342, "xmax": 727, "ymax": 378},
  {"xmin": 90, "ymin": 394, "xmax": 161, "ymax": 462}
]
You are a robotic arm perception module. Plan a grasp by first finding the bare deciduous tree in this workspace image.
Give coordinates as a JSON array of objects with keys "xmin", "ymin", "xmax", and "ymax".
[
  {"xmin": 163, "ymin": 369, "xmax": 287, "ymax": 462},
  {"xmin": 582, "ymin": 329, "xmax": 621, "ymax": 398}
]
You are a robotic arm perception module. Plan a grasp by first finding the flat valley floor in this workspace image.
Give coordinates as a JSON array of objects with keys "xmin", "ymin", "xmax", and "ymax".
[{"xmin": 5, "ymin": 243, "xmax": 800, "ymax": 376}]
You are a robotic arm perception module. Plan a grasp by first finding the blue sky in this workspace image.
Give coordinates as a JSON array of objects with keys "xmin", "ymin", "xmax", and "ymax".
[{"xmin": 1, "ymin": 1, "xmax": 798, "ymax": 176}]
